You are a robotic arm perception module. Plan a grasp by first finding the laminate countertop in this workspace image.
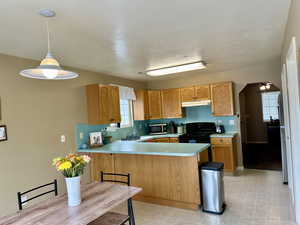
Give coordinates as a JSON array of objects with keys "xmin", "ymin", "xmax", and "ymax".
[
  {"xmin": 210, "ymin": 132, "xmax": 238, "ymax": 138},
  {"xmin": 78, "ymin": 140, "xmax": 210, "ymax": 157}
]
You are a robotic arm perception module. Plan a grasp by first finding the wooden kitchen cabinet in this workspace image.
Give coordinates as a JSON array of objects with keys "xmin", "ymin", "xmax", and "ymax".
[
  {"xmin": 133, "ymin": 89, "xmax": 149, "ymax": 120},
  {"xmin": 195, "ymin": 85, "xmax": 211, "ymax": 101},
  {"xmin": 181, "ymin": 84, "xmax": 211, "ymax": 102},
  {"xmin": 86, "ymin": 84, "xmax": 121, "ymax": 125},
  {"xmin": 148, "ymin": 90, "xmax": 162, "ymax": 119},
  {"xmin": 211, "ymin": 136, "xmax": 237, "ymax": 173},
  {"xmin": 181, "ymin": 87, "xmax": 195, "ymax": 102},
  {"xmin": 161, "ymin": 88, "xmax": 183, "ymax": 118},
  {"xmin": 210, "ymin": 82, "xmax": 235, "ymax": 116},
  {"xmin": 144, "ymin": 137, "xmax": 179, "ymax": 143}
]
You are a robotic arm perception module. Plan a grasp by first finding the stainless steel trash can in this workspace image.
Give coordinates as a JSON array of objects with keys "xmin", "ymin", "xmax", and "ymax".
[{"xmin": 200, "ymin": 162, "xmax": 226, "ymax": 214}]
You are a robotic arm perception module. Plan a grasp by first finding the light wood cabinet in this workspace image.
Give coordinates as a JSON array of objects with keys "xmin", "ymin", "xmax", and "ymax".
[
  {"xmin": 91, "ymin": 153, "xmax": 202, "ymax": 210},
  {"xmin": 86, "ymin": 84, "xmax": 121, "ymax": 125},
  {"xmin": 211, "ymin": 82, "xmax": 235, "ymax": 116},
  {"xmin": 181, "ymin": 84, "xmax": 211, "ymax": 102},
  {"xmin": 161, "ymin": 88, "xmax": 183, "ymax": 118},
  {"xmin": 195, "ymin": 85, "xmax": 211, "ymax": 101},
  {"xmin": 211, "ymin": 136, "xmax": 237, "ymax": 173},
  {"xmin": 144, "ymin": 137, "xmax": 179, "ymax": 143},
  {"xmin": 181, "ymin": 87, "xmax": 195, "ymax": 102},
  {"xmin": 148, "ymin": 90, "xmax": 162, "ymax": 119},
  {"xmin": 133, "ymin": 89, "xmax": 149, "ymax": 120}
]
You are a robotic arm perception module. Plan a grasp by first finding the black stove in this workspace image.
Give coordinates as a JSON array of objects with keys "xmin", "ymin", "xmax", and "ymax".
[
  {"xmin": 179, "ymin": 122, "xmax": 216, "ymax": 143},
  {"xmin": 179, "ymin": 122, "xmax": 216, "ymax": 161}
]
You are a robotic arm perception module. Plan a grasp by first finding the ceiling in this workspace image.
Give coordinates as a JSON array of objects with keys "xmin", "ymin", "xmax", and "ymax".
[{"xmin": 0, "ymin": 0, "xmax": 290, "ymax": 81}]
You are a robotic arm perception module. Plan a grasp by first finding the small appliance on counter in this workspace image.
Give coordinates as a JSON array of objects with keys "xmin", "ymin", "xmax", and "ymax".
[
  {"xmin": 149, "ymin": 123, "xmax": 168, "ymax": 135},
  {"xmin": 177, "ymin": 124, "xmax": 184, "ymax": 134},
  {"xmin": 216, "ymin": 125, "xmax": 225, "ymax": 134}
]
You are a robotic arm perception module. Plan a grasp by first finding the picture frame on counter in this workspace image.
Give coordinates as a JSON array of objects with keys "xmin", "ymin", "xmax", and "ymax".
[
  {"xmin": 0, "ymin": 125, "xmax": 7, "ymax": 142},
  {"xmin": 89, "ymin": 132, "xmax": 103, "ymax": 148}
]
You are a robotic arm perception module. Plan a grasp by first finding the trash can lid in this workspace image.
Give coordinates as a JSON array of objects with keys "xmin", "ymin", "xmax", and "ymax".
[{"xmin": 201, "ymin": 162, "xmax": 224, "ymax": 171}]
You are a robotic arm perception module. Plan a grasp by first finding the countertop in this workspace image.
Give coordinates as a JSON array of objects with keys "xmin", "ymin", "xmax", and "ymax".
[
  {"xmin": 78, "ymin": 140, "xmax": 210, "ymax": 157},
  {"xmin": 210, "ymin": 132, "xmax": 238, "ymax": 138}
]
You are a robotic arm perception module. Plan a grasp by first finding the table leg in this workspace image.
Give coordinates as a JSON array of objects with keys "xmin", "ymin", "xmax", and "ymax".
[{"xmin": 128, "ymin": 198, "xmax": 135, "ymax": 225}]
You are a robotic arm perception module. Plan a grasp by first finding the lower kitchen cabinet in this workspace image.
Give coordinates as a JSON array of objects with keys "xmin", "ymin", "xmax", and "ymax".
[
  {"xmin": 211, "ymin": 136, "xmax": 237, "ymax": 173},
  {"xmin": 144, "ymin": 137, "xmax": 179, "ymax": 143}
]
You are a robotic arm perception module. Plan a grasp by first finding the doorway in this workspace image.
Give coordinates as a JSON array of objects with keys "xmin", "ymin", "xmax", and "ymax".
[{"xmin": 239, "ymin": 83, "xmax": 282, "ymax": 170}]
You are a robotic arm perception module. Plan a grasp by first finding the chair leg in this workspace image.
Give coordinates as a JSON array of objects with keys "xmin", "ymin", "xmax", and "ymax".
[{"xmin": 128, "ymin": 198, "xmax": 135, "ymax": 225}]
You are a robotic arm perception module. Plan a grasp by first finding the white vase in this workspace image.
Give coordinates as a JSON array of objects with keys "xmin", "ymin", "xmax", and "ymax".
[{"xmin": 65, "ymin": 176, "xmax": 81, "ymax": 206}]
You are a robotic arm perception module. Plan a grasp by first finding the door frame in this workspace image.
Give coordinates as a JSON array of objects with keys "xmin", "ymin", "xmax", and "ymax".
[
  {"xmin": 281, "ymin": 63, "xmax": 295, "ymax": 203},
  {"xmin": 285, "ymin": 36, "xmax": 300, "ymax": 223}
]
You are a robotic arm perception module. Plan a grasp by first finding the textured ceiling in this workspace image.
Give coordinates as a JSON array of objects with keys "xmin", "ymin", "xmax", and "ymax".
[{"xmin": 0, "ymin": 0, "xmax": 290, "ymax": 81}]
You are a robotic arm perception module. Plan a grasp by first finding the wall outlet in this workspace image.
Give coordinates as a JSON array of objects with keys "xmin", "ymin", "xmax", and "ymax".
[
  {"xmin": 21, "ymin": 195, "xmax": 28, "ymax": 205},
  {"xmin": 79, "ymin": 132, "xmax": 84, "ymax": 140},
  {"xmin": 60, "ymin": 135, "xmax": 66, "ymax": 143},
  {"xmin": 229, "ymin": 120, "xmax": 235, "ymax": 125}
]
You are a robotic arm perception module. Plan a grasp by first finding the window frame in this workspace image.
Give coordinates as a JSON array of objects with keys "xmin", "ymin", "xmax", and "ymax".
[
  {"xmin": 119, "ymin": 99, "xmax": 134, "ymax": 128},
  {"xmin": 261, "ymin": 91, "xmax": 280, "ymax": 122}
]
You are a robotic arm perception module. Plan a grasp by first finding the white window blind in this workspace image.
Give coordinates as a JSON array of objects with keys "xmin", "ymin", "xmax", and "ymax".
[{"xmin": 261, "ymin": 91, "xmax": 280, "ymax": 121}]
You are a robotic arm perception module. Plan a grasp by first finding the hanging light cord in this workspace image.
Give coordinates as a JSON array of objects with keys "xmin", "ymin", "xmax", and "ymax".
[{"xmin": 46, "ymin": 20, "xmax": 51, "ymax": 54}]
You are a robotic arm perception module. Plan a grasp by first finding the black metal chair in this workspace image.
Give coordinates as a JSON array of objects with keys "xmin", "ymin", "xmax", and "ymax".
[
  {"xmin": 17, "ymin": 179, "xmax": 58, "ymax": 210},
  {"xmin": 88, "ymin": 172, "xmax": 135, "ymax": 225}
]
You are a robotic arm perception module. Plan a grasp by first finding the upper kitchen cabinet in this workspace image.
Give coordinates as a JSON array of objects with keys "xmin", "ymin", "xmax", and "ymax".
[
  {"xmin": 86, "ymin": 84, "xmax": 121, "ymax": 124},
  {"xmin": 195, "ymin": 85, "xmax": 211, "ymax": 101},
  {"xmin": 210, "ymin": 82, "xmax": 235, "ymax": 116},
  {"xmin": 161, "ymin": 88, "xmax": 183, "ymax": 118},
  {"xmin": 181, "ymin": 85, "xmax": 211, "ymax": 103},
  {"xmin": 133, "ymin": 89, "xmax": 149, "ymax": 121},
  {"xmin": 148, "ymin": 90, "xmax": 162, "ymax": 120}
]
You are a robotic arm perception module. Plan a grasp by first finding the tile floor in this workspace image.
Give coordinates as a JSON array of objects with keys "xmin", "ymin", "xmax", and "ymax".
[{"xmin": 113, "ymin": 170, "xmax": 296, "ymax": 225}]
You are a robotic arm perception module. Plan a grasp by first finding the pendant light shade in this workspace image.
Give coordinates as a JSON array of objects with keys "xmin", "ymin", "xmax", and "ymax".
[
  {"xmin": 20, "ymin": 53, "xmax": 78, "ymax": 80},
  {"xmin": 19, "ymin": 10, "xmax": 79, "ymax": 80}
]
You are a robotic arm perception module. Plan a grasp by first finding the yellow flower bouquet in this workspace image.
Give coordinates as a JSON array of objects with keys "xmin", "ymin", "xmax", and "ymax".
[{"xmin": 52, "ymin": 153, "xmax": 91, "ymax": 178}]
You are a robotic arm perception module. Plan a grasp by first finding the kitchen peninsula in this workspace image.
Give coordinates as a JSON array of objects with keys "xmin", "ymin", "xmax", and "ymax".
[{"xmin": 78, "ymin": 140, "xmax": 210, "ymax": 210}]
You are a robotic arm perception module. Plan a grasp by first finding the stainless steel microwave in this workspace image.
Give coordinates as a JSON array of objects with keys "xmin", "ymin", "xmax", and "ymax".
[{"xmin": 149, "ymin": 123, "xmax": 168, "ymax": 135}]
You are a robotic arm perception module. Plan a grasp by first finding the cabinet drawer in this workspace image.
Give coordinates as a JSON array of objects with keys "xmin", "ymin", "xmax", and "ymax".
[
  {"xmin": 169, "ymin": 137, "xmax": 179, "ymax": 143},
  {"xmin": 211, "ymin": 137, "xmax": 232, "ymax": 145},
  {"xmin": 155, "ymin": 138, "xmax": 170, "ymax": 143}
]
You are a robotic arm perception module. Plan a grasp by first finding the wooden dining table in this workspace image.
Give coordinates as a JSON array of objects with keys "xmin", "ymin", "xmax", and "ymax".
[{"xmin": 0, "ymin": 182, "xmax": 142, "ymax": 225}]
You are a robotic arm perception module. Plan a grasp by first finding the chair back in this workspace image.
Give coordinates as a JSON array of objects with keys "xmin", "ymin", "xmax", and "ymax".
[
  {"xmin": 100, "ymin": 171, "xmax": 131, "ymax": 186},
  {"xmin": 17, "ymin": 179, "xmax": 58, "ymax": 210}
]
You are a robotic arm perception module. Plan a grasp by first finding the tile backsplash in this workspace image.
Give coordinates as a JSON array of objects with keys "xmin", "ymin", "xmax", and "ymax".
[{"xmin": 76, "ymin": 105, "xmax": 237, "ymax": 149}]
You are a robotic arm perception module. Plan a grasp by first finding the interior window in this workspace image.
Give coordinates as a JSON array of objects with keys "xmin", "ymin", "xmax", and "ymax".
[
  {"xmin": 261, "ymin": 91, "xmax": 280, "ymax": 122},
  {"xmin": 119, "ymin": 99, "xmax": 133, "ymax": 128}
]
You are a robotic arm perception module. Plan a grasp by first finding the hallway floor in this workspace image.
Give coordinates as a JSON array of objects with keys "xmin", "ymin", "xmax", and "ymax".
[
  {"xmin": 113, "ymin": 170, "xmax": 295, "ymax": 225},
  {"xmin": 243, "ymin": 144, "xmax": 282, "ymax": 171}
]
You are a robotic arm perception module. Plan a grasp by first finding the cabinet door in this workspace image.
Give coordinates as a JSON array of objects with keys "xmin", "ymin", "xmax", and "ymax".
[
  {"xmin": 133, "ymin": 89, "xmax": 149, "ymax": 120},
  {"xmin": 161, "ymin": 88, "xmax": 183, "ymax": 118},
  {"xmin": 211, "ymin": 82, "xmax": 235, "ymax": 116},
  {"xmin": 181, "ymin": 87, "xmax": 195, "ymax": 102},
  {"xmin": 212, "ymin": 145, "xmax": 234, "ymax": 172},
  {"xmin": 148, "ymin": 90, "xmax": 162, "ymax": 119},
  {"xmin": 98, "ymin": 86, "xmax": 111, "ymax": 124},
  {"xmin": 109, "ymin": 86, "xmax": 121, "ymax": 123},
  {"xmin": 195, "ymin": 85, "xmax": 211, "ymax": 101}
]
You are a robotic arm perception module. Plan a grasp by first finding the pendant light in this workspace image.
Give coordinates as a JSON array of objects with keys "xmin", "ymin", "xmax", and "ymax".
[{"xmin": 20, "ymin": 9, "xmax": 79, "ymax": 80}]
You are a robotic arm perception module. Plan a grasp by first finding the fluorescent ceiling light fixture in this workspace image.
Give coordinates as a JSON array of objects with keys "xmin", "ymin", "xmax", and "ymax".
[
  {"xmin": 146, "ymin": 61, "xmax": 206, "ymax": 76},
  {"xmin": 20, "ymin": 9, "xmax": 79, "ymax": 80}
]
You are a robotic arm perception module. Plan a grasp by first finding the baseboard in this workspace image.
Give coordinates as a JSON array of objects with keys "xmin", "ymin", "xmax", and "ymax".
[{"xmin": 236, "ymin": 166, "xmax": 244, "ymax": 171}]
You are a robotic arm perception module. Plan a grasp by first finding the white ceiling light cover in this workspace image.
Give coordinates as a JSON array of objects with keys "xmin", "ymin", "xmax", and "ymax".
[{"xmin": 146, "ymin": 61, "xmax": 206, "ymax": 76}]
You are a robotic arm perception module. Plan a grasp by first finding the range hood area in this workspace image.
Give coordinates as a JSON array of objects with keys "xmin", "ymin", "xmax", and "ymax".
[{"xmin": 182, "ymin": 100, "xmax": 211, "ymax": 107}]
